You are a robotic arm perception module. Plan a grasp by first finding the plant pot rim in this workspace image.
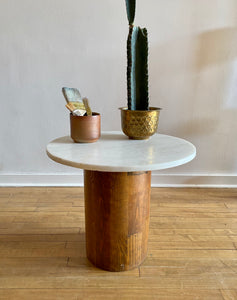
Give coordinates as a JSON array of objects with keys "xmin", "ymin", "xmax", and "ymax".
[
  {"xmin": 119, "ymin": 107, "xmax": 162, "ymax": 112},
  {"xmin": 70, "ymin": 112, "xmax": 100, "ymax": 118}
]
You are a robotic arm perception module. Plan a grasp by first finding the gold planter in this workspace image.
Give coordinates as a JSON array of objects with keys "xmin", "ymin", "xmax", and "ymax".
[{"xmin": 119, "ymin": 107, "xmax": 161, "ymax": 140}]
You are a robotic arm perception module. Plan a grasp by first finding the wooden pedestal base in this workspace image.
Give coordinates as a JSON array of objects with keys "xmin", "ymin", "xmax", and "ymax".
[{"xmin": 84, "ymin": 170, "xmax": 151, "ymax": 272}]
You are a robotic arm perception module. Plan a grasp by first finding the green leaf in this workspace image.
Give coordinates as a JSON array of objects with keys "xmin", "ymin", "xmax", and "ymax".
[{"xmin": 125, "ymin": 0, "xmax": 136, "ymax": 25}]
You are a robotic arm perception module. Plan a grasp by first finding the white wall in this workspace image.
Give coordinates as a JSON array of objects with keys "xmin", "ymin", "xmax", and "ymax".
[{"xmin": 0, "ymin": 0, "xmax": 237, "ymax": 187}]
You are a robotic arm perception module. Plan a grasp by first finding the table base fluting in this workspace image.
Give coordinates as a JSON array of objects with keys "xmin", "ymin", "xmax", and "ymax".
[{"xmin": 84, "ymin": 170, "xmax": 151, "ymax": 272}]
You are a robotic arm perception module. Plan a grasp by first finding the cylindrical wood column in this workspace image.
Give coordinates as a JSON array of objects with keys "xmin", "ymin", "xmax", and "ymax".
[{"xmin": 84, "ymin": 170, "xmax": 151, "ymax": 272}]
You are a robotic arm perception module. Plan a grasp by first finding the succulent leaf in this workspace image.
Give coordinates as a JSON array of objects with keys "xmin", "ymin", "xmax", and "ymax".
[
  {"xmin": 127, "ymin": 26, "xmax": 149, "ymax": 110},
  {"xmin": 125, "ymin": 0, "xmax": 136, "ymax": 25}
]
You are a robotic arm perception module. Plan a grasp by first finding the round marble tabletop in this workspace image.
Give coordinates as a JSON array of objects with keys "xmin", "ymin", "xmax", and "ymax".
[{"xmin": 46, "ymin": 131, "xmax": 196, "ymax": 172}]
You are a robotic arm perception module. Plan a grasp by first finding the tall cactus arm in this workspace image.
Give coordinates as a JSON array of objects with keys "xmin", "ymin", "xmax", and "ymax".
[
  {"xmin": 125, "ymin": 0, "xmax": 136, "ymax": 25},
  {"xmin": 127, "ymin": 25, "xmax": 134, "ymax": 110},
  {"xmin": 127, "ymin": 26, "xmax": 149, "ymax": 110}
]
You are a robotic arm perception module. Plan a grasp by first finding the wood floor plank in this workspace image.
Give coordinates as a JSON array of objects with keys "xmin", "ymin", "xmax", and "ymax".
[
  {"xmin": 140, "ymin": 259, "xmax": 237, "ymax": 276},
  {"xmin": 149, "ymin": 228, "xmax": 237, "ymax": 236},
  {"xmin": 1, "ymin": 275, "xmax": 237, "ymax": 289},
  {"xmin": 221, "ymin": 289, "xmax": 237, "ymax": 300},
  {"xmin": 0, "ymin": 246, "xmax": 86, "ymax": 258},
  {"xmin": 0, "ymin": 206, "xmax": 37, "ymax": 212},
  {"xmin": 0, "ymin": 187, "xmax": 236, "ymax": 299},
  {"xmin": 148, "ymin": 249, "xmax": 237, "ymax": 259},
  {"xmin": 0, "ymin": 241, "xmax": 67, "ymax": 249},
  {"xmin": 150, "ymin": 216, "xmax": 237, "ymax": 224},
  {"xmin": 149, "ymin": 208, "xmax": 237, "ymax": 218},
  {"xmin": 0, "ymin": 257, "xmax": 138, "ymax": 277},
  {"xmin": 0, "ymin": 227, "xmax": 80, "ymax": 235},
  {"xmin": 150, "ymin": 220, "xmax": 237, "ymax": 229},
  {"xmin": 0, "ymin": 289, "xmax": 225, "ymax": 300},
  {"xmin": 149, "ymin": 234, "xmax": 237, "ymax": 242},
  {"xmin": 0, "ymin": 234, "xmax": 84, "ymax": 242},
  {"xmin": 147, "ymin": 241, "xmax": 236, "ymax": 249}
]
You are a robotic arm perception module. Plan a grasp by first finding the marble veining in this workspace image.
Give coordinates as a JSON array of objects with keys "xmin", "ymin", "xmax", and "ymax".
[{"xmin": 46, "ymin": 131, "xmax": 196, "ymax": 172}]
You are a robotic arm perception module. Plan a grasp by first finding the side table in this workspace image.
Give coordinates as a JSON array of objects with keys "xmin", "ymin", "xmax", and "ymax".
[{"xmin": 47, "ymin": 131, "xmax": 196, "ymax": 271}]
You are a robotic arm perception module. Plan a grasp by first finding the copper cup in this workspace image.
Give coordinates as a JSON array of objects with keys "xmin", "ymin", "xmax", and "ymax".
[{"xmin": 70, "ymin": 112, "xmax": 101, "ymax": 143}]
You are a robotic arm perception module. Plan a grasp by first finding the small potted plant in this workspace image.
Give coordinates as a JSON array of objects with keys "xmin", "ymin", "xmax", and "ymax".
[
  {"xmin": 120, "ymin": 0, "xmax": 161, "ymax": 139},
  {"xmin": 63, "ymin": 87, "xmax": 101, "ymax": 143}
]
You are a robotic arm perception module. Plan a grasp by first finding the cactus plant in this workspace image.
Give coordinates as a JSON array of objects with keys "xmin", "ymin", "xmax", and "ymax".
[{"xmin": 126, "ymin": 0, "xmax": 149, "ymax": 110}]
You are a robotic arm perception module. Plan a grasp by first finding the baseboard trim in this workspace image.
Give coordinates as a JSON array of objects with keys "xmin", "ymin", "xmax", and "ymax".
[
  {"xmin": 0, "ymin": 173, "xmax": 84, "ymax": 187},
  {"xmin": 151, "ymin": 174, "xmax": 237, "ymax": 188},
  {"xmin": 0, "ymin": 173, "xmax": 237, "ymax": 188}
]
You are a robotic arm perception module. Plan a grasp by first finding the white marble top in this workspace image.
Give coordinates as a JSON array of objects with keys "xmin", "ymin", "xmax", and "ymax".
[{"xmin": 46, "ymin": 131, "xmax": 196, "ymax": 172}]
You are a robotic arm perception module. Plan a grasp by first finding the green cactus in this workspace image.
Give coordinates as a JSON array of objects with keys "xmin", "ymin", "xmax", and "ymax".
[
  {"xmin": 125, "ymin": 0, "xmax": 136, "ymax": 25},
  {"xmin": 126, "ymin": 0, "xmax": 149, "ymax": 111}
]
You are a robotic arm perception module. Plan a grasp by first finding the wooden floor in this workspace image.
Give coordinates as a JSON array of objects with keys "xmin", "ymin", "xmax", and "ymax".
[{"xmin": 0, "ymin": 187, "xmax": 237, "ymax": 299}]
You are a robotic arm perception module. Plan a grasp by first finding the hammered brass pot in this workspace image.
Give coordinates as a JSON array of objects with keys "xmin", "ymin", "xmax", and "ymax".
[{"xmin": 119, "ymin": 107, "xmax": 161, "ymax": 140}]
